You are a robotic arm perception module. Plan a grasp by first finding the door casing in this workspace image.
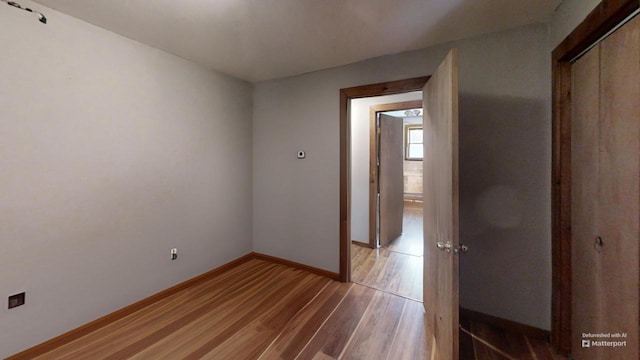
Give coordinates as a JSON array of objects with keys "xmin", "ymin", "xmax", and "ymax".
[{"xmin": 339, "ymin": 77, "xmax": 429, "ymax": 282}]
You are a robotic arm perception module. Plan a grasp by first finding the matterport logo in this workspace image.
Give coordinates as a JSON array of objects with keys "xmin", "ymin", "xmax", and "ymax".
[{"xmin": 581, "ymin": 332, "xmax": 628, "ymax": 348}]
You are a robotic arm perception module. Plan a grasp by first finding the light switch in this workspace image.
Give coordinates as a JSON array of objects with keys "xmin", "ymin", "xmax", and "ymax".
[{"xmin": 297, "ymin": 150, "xmax": 306, "ymax": 159}]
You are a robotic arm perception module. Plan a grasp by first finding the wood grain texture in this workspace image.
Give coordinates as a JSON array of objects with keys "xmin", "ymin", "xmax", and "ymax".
[
  {"xmin": 351, "ymin": 243, "xmax": 422, "ymax": 301},
  {"xmin": 341, "ymin": 77, "xmax": 430, "ymax": 100},
  {"xmin": 423, "ymin": 48, "xmax": 459, "ymax": 360},
  {"xmin": 297, "ymin": 284, "xmax": 377, "ymax": 359},
  {"xmin": 6, "ymin": 253, "xmax": 256, "ymax": 360},
  {"xmin": 369, "ymin": 101, "xmax": 423, "ymax": 248},
  {"xmin": 388, "ymin": 299, "xmax": 430, "ymax": 359},
  {"xmin": 570, "ymin": 40, "xmax": 604, "ymax": 360},
  {"xmin": 385, "ymin": 201, "xmax": 424, "ymax": 256},
  {"xmin": 251, "ymin": 252, "xmax": 340, "ymax": 281},
  {"xmin": 9, "ymin": 259, "xmax": 431, "ymax": 360},
  {"xmin": 551, "ymin": 58, "xmax": 573, "ymax": 355},
  {"xmin": 597, "ymin": 14, "xmax": 640, "ymax": 359},
  {"xmin": 339, "ymin": 88, "xmax": 351, "ymax": 282},
  {"xmin": 552, "ymin": 0, "xmax": 639, "ymax": 62},
  {"xmin": 379, "ymin": 114, "xmax": 405, "ymax": 246},
  {"xmin": 565, "ymin": 11, "xmax": 640, "ymax": 360},
  {"xmin": 460, "ymin": 315, "xmax": 567, "ymax": 360},
  {"xmin": 551, "ymin": 0, "xmax": 640, "ymax": 354},
  {"xmin": 340, "ymin": 291, "xmax": 406, "ymax": 359},
  {"xmin": 460, "ymin": 308, "xmax": 550, "ymax": 341},
  {"xmin": 351, "ymin": 201, "xmax": 423, "ymax": 300},
  {"xmin": 258, "ymin": 281, "xmax": 351, "ymax": 359}
]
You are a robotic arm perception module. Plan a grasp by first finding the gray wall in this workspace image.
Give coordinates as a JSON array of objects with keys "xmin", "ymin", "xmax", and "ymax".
[
  {"xmin": 0, "ymin": 2, "xmax": 253, "ymax": 357},
  {"xmin": 253, "ymin": 23, "xmax": 552, "ymax": 329},
  {"xmin": 551, "ymin": 0, "xmax": 600, "ymax": 48},
  {"xmin": 456, "ymin": 25, "xmax": 551, "ymax": 330},
  {"xmin": 1, "ymin": 3, "xmax": 596, "ymax": 354}
]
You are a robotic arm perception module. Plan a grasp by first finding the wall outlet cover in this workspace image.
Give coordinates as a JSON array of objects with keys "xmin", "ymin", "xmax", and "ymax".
[{"xmin": 8, "ymin": 292, "xmax": 25, "ymax": 309}]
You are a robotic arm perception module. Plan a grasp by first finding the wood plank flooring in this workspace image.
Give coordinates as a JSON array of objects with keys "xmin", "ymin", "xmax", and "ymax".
[
  {"xmin": 14, "ymin": 198, "xmax": 562, "ymax": 360},
  {"xmin": 351, "ymin": 201, "xmax": 423, "ymax": 301},
  {"xmin": 17, "ymin": 259, "xmax": 430, "ymax": 360},
  {"xmin": 383, "ymin": 201, "xmax": 424, "ymax": 257},
  {"xmin": 351, "ymin": 201, "xmax": 565, "ymax": 360},
  {"xmin": 459, "ymin": 318, "xmax": 568, "ymax": 360}
]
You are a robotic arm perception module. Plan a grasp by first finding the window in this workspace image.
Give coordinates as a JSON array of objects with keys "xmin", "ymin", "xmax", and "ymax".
[{"xmin": 405, "ymin": 125, "xmax": 423, "ymax": 160}]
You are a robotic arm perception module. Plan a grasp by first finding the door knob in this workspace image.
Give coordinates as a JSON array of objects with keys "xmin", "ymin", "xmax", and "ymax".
[
  {"xmin": 437, "ymin": 241, "xmax": 452, "ymax": 252},
  {"xmin": 436, "ymin": 242, "xmax": 468, "ymax": 254}
]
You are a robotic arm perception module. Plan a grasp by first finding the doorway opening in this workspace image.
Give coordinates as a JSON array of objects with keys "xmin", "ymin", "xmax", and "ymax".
[
  {"xmin": 349, "ymin": 96, "xmax": 425, "ymax": 300},
  {"xmin": 338, "ymin": 77, "xmax": 429, "ymax": 284}
]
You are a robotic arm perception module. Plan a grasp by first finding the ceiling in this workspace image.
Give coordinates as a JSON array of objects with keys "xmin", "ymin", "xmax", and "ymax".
[
  {"xmin": 32, "ymin": 0, "xmax": 561, "ymax": 82},
  {"xmin": 383, "ymin": 109, "xmax": 422, "ymax": 118}
]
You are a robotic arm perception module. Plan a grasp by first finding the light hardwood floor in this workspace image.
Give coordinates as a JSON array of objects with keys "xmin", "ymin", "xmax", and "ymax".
[
  {"xmin": 13, "ymin": 198, "xmax": 562, "ymax": 360},
  {"xmin": 352, "ymin": 201, "xmax": 565, "ymax": 360},
  {"xmin": 14, "ymin": 259, "xmax": 430, "ymax": 359},
  {"xmin": 351, "ymin": 201, "xmax": 424, "ymax": 301}
]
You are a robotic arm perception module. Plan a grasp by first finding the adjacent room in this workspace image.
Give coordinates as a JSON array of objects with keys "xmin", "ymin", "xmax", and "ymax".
[
  {"xmin": 349, "ymin": 92, "xmax": 424, "ymax": 301},
  {"xmin": 2, "ymin": 0, "xmax": 637, "ymax": 359}
]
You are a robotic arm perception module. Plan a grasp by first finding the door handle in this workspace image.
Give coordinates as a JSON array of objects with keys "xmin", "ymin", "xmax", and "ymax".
[
  {"xmin": 437, "ymin": 242, "xmax": 468, "ymax": 254},
  {"xmin": 594, "ymin": 236, "xmax": 604, "ymax": 253},
  {"xmin": 437, "ymin": 241, "xmax": 452, "ymax": 252}
]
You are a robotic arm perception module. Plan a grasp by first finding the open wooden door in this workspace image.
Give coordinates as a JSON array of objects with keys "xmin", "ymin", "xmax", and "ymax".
[
  {"xmin": 378, "ymin": 114, "xmax": 404, "ymax": 246},
  {"xmin": 423, "ymin": 49, "xmax": 459, "ymax": 360}
]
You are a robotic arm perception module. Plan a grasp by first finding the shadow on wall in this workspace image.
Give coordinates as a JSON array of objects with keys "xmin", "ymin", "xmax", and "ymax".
[{"xmin": 457, "ymin": 93, "xmax": 550, "ymax": 327}]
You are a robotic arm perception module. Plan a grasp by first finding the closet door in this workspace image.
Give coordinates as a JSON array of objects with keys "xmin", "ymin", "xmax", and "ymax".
[
  {"xmin": 598, "ymin": 14, "xmax": 639, "ymax": 359},
  {"xmin": 571, "ymin": 42, "xmax": 603, "ymax": 360},
  {"xmin": 571, "ymin": 14, "xmax": 640, "ymax": 359}
]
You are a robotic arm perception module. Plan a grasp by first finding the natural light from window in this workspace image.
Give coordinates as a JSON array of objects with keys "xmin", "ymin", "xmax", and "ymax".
[{"xmin": 405, "ymin": 125, "xmax": 423, "ymax": 160}]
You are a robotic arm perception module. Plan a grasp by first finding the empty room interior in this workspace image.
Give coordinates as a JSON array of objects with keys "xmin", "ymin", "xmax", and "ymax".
[{"xmin": 2, "ymin": 0, "xmax": 638, "ymax": 359}]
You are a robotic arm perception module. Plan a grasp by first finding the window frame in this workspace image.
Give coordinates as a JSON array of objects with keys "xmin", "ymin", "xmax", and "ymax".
[{"xmin": 404, "ymin": 124, "xmax": 423, "ymax": 161}]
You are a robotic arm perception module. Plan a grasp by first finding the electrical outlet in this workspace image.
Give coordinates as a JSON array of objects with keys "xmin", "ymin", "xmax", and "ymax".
[
  {"xmin": 170, "ymin": 248, "xmax": 177, "ymax": 260},
  {"xmin": 8, "ymin": 292, "xmax": 25, "ymax": 309}
]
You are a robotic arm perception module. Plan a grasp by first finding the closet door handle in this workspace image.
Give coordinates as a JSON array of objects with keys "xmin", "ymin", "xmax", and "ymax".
[{"xmin": 594, "ymin": 236, "xmax": 604, "ymax": 253}]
